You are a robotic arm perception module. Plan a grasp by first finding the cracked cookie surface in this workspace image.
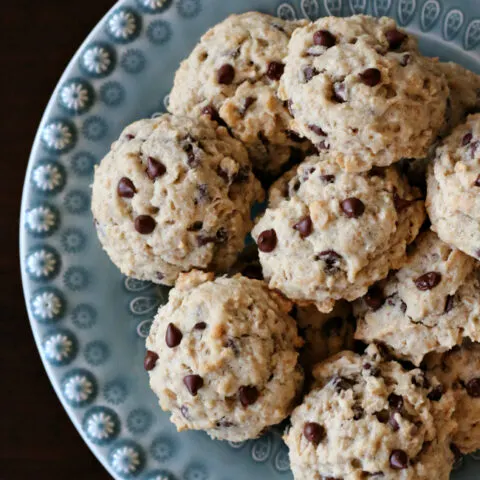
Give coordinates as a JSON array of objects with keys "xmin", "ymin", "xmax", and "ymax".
[
  {"xmin": 92, "ymin": 114, "xmax": 263, "ymax": 285},
  {"xmin": 146, "ymin": 271, "xmax": 304, "ymax": 441}
]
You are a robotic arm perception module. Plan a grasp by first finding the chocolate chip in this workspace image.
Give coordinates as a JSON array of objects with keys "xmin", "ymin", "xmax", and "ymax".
[
  {"xmin": 387, "ymin": 414, "xmax": 399, "ymax": 432},
  {"xmin": 341, "ymin": 198, "xmax": 365, "ymax": 218},
  {"xmin": 308, "ymin": 124, "xmax": 327, "ymax": 136},
  {"xmin": 359, "ymin": 68, "xmax": 381, "ymax": 87},
  {"xmin": 165, "ymin": 323, "xmax": 182, "ymax": 348},
  {"xmin": 414, "ymin": 272, "xmax": 442, "ymax": 291},
  {"xmin": 444, "ymin": 295, "xmax": 455, "ymax": 313},
  {"xmin": 315, "ymin": 250, "xmax": 342, "ymax": 275},
  {"xmin": 400, "ymin": 300, "xmax": 407, "ymax": 313},
  {"xmin": 390, "ymin": 450, "xmax": 409, "ymax": 469},
  {"xmin": 293, "ymin": 216, "xmax": 313, "ymax": 238},
  {"xmin": 180, "ymin": 405, "xmax": 189, "ymax": 419},
  {"xmin": 196, "ymin": 184, "xmax": 209, "ymax": 203},
  {"xmin": 303, "ymin": 66, "xmax": 319, "ymax": 82},
  {"xmin": 117, "ymin": 177, "xmax": 136, "ymax": 198},
  {"xmin": 238, "ymin": 386, "xmax": 259, "ymax": 406},
  {"xmin": 303, "ymin": 422, "xmax": 325, "ymax": 444},
  {"xmin": 375, "ymin": 341, "xmax": 392, "ymax": 360},
  {"xmin": 375, "ymin": 409, "xmax": 390, "ymax": 423},
  {"xmin": 183, "ymin": 374, "xmax": 204, "ymax": 396},
  {"xmin": 465, "ymin": 378, "xmax": 480, "ymax": 397},
  {"xmin": 257, "ymin": 229, "xmax": 277, "ymax": 253},
  {"xmin": 332, "ymin": 376, "xmax": 355, "ymax": 392},
  {"xmin": 427, "ymin": 385, "xmax": 443, "ymax": 401},
  {"xmin": 194, "ymin": 322, "xmax": 207, "ymax": 330},
  {"xmin": 364, "ymin": 285, "xmax": 385, "ymax": 310},
  {"xmin": 202, "ymin": 104, "xmax": 220, "ymax": 121},
  {"xmin": 146, "ymin": 157, "xmax": 166, "ymax": 180},
  {"xmin": 285, "ymin": 129, "xmax": 304, "ymax": 142},
  {"xmin": 313, "ymin": 30, "xmax": 336, "ymax": 48},
  {"xmin": 320, "ymin": 174, "xmax": 335, "ymax": 183},
  {"xmin": 450, "ymin": 443, "xmax": 462, "ymax": 462},
  {"xmin": 388, "ymin": 393, "xmax": 404, "ymax": 412},
  {"xmin": 144, "ymin": 350, "xmax": 158, "ymax": 371},
  {"xmin": 188, "ymin": 221, "xmax": 203, "ymax": 232},
  {"xmin": 462, "ymin": 132, "xmax": 472, "ymax": 146},
  {"xmin": 332, "ymin": 82, "xmax": 347, "ymax": 103},
  {"xmin": 353, "ymin": 405, "xmax": 364, "ymax": 420},
  {"xmin": 266, "ymin": 61, "xmax": 285, "ymax": 80},
  {"xmin": 412, "ymin": 373, "xmax": 430, "ymax": 389},
  {"xmin": 393, "ymin": 193, "xmax": 414, "ymax": 212},
  {"xmin": 316, "ymin": 141, "xmax": 330, "ymax": 151},
  {"xmin": 125, "ymin": 133, "xmax": 135, "ymax": 140},
  {"xmin": 385, "ymin": 29, "xmax": 407, "ymax": 50},
  {"xmin": 363, "ymin": 363, "xmax": 372, "ymax": 370},
  {"xmin": 216, "ymin": 166, "xmax": 230, "ymax": 182},
  {"xmin": 134, "ymin": 215, "xmax": 156, "ymax": 234},
  {"xmin": 156, "ymin": 272, "xmax": 165, "ymax": 281},
  {"xmin": 400, "ymin": 54, "xmax": 411, "ymax": 66},
  {"xmin": 474, "ymin": 175, "xmax": 480, "ymax": 187},
  {"xmin": 217, "ymin": 64, "xmax": 235, "ymax": 85},
  {"xmin": 184, "ymin": 144, "xmax": 199, "ymax": 168},
  {"xmin": 241, "ymin": 96, "xmax": 256, "ymax": 115}
]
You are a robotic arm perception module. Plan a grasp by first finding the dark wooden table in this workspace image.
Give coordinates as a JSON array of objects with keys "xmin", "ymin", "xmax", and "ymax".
[{"xmin": 1, "ymin": 2, "xmax": 116, "ymax": 478}]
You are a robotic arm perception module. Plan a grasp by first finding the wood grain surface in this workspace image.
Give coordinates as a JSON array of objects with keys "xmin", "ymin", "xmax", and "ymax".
[{"xmin": 1, "ymin": 2, "xmax": 116, "ymax": 478}]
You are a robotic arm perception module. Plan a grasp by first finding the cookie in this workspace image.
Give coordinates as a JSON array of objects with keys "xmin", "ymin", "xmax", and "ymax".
[
  {"xmin": 426, "ymin": 341, "xmax": 480, "ymax": 454},
  {"xmin": 91, "ymin": 114, "xmax": 263, "ymax": 286},
  {"xmin": 168, "ymin": 12, "xmax": 311, "ymax": 174},
  {"xmin": 279, "ymin": 15, "xmax": 449, "ymax": 172},
  {"xmin": 355, "ymin": 231, "xmax": 480, "ymax": 365},
  {"xmin": 285, "ymin": 344, "xmax": 457, "ymax": 480},
  {"xmin": 427, "ymin": 113, "xmax": 480, "ymax": 260},
  {"xmin": 295, "ymin": 301, "xmax": 356, "ymax": 371},
  {"xmin": 437, "ymin": 62, "xmax": 480, "ymax": 130},
  {"xmin": 252, "ymin": 154, "xmax": 425, "ymax": 312},
  {"xmin": 145, "ymin": 270, "xmax": 304, "ymax": 441}
]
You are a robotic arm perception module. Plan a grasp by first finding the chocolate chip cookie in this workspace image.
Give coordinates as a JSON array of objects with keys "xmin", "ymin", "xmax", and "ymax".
[
  {"xmin": 145, "ymin": 270, "xmax": 304, "ymax": 441},
  {"xmin": 355, "ymin": 231, "xmax": 480, "ymax": 365},
  {"xmin": 426, "ymin": 341, "xmax": 480, "ymax": 454},
  {"xmin": 168, "ymin": 12, "xmax": 311, "ymax": 174},
  {"xmin": 91, "ymin": 114, "xmax": 263, "ymax": 285},
  {"xmin": 279, "ymin": 15, "xmax": 449, "ymax": 172},
  {"xmin": 252, "ymin": 154, "xmax": 425, "ymax": 312},
  {"xmin": 427, "ymin": 113, "xmax": 480, "ymax": 260},
  {"xmin": 285, "ymin": 344, "xmax": 457, "ymax": 480}
]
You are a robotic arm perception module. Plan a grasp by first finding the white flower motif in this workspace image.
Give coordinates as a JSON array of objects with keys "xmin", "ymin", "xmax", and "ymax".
[
  {"xmin": 27, "ymin": 250, "xmax": 57, "ymax": 277},
  {"xmin": 61, "ymin": 83, "xmax": 90, "ymax": 111},
  {"xmin": 26, "ymin": 206, "xmax": 56, "ymax": 233},
  {"xmin": 83, "ymin": 46, "xmax": 112, "ymax": 75},
  {"xmin": 112, "ymin": 446, "xmax": 140, "ymax": 474},
  {"xmin": 64, "ymin": 374, "xmax": 93, "ymax": 402},
  {"xmin": 32, "ymin": 291, "xmax": 62, "ymax": 320},
  {"xmin": 141, "ymin": 0, "xmax": 168, "ymax": 9},
  {"xmin": 32, "ymin": 164, "xmax": 62, "ymax": 191},
  {"xmin": 109, "ymin": 11, "xmax": 137, "ymax": 39},
  {"xmin": 87, "ymin": 412, "xmax": 115, "ymax": 439},
  {"xmin": 42, "ymin": 122, "xmax": 73, "ymax": 151},
  {"xmin": 44, "ymin": 333, "xmax": 72, "ymax": 362}
]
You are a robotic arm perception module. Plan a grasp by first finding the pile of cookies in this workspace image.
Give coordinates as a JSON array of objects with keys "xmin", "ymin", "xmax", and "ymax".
[{"xmin": 91, "ymin": 12, "xmax": 480, "ymax": 480}]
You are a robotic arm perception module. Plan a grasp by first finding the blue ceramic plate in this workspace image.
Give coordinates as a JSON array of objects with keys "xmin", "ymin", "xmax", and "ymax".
[{"xmin": 20, "ymin": 0, "xmax": 480, "ymax": 478}]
